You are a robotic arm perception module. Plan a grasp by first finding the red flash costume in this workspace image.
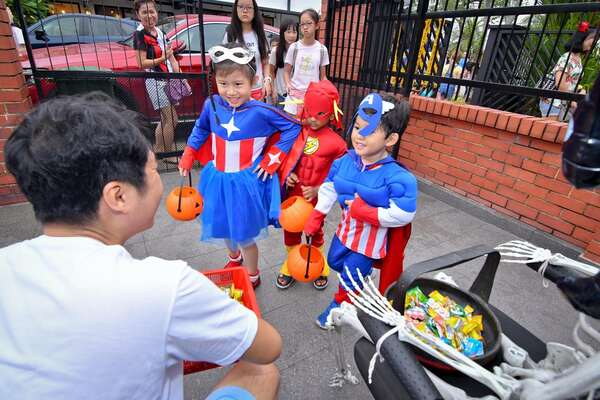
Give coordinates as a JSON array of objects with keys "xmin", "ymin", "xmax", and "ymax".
[{"xmin": 277, "ymin": 80, "xmax": 347, "ymax": 288}]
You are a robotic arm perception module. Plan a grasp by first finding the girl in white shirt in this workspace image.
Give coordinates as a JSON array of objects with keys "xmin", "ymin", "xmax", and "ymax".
[
  {"xmin": 268, "ymin": 18, "xmax": 298, "ymax": 109},
  {"xmin": 283, "ymin": 8, "xmax": 330, "ymax": 116},
  {"xmin": 224, "ymin": 0, "xmax": 271, "ymax": 101}
]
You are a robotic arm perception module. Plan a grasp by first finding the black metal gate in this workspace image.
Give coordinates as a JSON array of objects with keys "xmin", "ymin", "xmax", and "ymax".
[{"xmin": 324, "ymin": 0, "xmax": 600, "ymax": 121}]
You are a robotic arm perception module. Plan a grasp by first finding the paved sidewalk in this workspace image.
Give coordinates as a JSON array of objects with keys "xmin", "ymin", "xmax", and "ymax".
[{"xmin": 0, "ymin": 171, "xmax": 585, "ymax": 400}]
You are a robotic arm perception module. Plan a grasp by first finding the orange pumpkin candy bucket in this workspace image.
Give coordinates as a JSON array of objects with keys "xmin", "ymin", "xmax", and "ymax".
[
  {"xmin": 165, "ymin": 173, "xmax": 203, "ymax": 221},
  {"xmin": 287, "ymin": 238, "xmax": 325, "ymax": 282},
  {"xmin": 279, "ymin": 196, "xmax": 314, "ymax": 233}
]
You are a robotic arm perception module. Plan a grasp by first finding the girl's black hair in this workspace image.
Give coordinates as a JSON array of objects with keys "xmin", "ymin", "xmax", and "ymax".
[
  {"xmin": 565, "ymin": 29, "xmax": 598, "ymax": 54},
  {"xmin": 276, "ymin": 18, "xmax": 299, "ymax": 69},
  {"xmin": 226, "ymin": 0, "xmax": 268, "ymax": 63},
  {"xmin": 300, "ymin": 8, "xmax": 320, "ymax": 41}
]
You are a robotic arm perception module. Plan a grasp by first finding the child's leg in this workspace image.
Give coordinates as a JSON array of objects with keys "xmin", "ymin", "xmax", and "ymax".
[
  {"xmin": 276, "ymin": 230, "xmax": 302, "ymax": 289},
  {"xmin": 224, "ymin": 239, "xmax": 243, "ymax": 268},
  {"xmin": 241, "ymin": 242, "xmax": 259, "ymax": 275},
  {"xmin": 312, "ymin": 228, "xmax": 329, "ymax": 289}
]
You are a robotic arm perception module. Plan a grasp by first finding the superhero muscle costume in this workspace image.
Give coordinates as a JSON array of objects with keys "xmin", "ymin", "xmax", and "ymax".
[
  {"xmin": 181, "ymin": 95, "xmax": 301, "ymax": 248},
  {"xmin": 276, "ymin": 80, "xmax": 347, "ymax": 286},
  {"xmin": 304, "ymin": 93, "xmax": 418, "ymax": 328}
]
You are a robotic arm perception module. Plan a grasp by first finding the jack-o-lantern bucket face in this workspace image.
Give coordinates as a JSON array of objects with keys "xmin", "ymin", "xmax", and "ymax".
[
  {"xmin": 287, "ymin": 244, "xmax": 324, "ymax": 282},
  {"xmin": 279, "ymin": 196, "xmax": 314, "ymax": 232},
  {"xmin": 165, "ymin": 186, "xmax": 203, "ymax": 221}
]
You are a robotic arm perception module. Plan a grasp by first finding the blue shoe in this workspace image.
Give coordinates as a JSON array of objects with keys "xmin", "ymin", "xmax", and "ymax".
[{"xmin": 315, "ymin": 300, "xmax": 340, "ymax": 330}]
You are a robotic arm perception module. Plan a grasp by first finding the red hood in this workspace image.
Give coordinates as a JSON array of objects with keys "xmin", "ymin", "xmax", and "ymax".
[{"xmin": 22, "ymin": 42, "xmax": 139, "ymax": 71}]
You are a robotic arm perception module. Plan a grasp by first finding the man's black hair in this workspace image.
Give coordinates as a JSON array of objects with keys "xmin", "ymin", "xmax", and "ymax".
[{"xmin": 5, "ymin": 92, "xmax": 152, "ymax": 225}]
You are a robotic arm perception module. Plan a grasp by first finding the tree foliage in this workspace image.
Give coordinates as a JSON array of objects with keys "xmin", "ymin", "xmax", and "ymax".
[{"xmin": 7, "ymin": 0, "xmax": 49, "ymax": 27}]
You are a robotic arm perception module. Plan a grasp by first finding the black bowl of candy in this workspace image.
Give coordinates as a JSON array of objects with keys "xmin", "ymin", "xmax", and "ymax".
[{"xmin": 391, "ymin": 278, "xmax": 502, "ymax": 371}]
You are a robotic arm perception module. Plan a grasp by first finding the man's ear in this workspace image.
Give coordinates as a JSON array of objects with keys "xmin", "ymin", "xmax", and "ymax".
[
  {"xmin": 385, "ymin": 132, "xmax": 400, "ymax": 148},
  {"xmin": 101, "ymin": 181, "xmax": 128, "ymax": 213}
]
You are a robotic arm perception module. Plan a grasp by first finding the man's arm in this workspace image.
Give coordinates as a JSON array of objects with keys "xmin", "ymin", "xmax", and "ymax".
[{"xmin": 240, "ymin": 319, "xmax": 282, "ymax": 364}]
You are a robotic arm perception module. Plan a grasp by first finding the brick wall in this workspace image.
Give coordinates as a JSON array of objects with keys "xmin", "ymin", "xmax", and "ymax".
[
  {"xmin": 0, "ymin": 0, "xmax": 30, "ymax": 205},
  {"xmin": 403, "ymin": 96, "xmax": 600, "ymax": 264}
]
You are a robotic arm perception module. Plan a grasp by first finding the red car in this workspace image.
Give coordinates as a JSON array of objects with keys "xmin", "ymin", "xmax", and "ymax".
[{"xmin": 22, "ymin": 15, "xmax": 280, "ymax": 120}]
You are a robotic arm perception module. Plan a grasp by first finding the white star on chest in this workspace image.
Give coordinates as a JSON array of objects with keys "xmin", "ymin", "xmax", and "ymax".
[
  {"xmin": 267, "ymin": 151, "xmax": 282, "ymax": 166},
  {"xmin": 220, "ymin": 116, "xmax": 240, "ymax": 138}
]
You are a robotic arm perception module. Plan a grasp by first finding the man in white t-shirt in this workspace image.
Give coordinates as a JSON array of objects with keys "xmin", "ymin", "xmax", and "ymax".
[
  {"xmin": 0, "ymin": 92, "xmax": 282, "ymax": 400},
  {"xmin": 7, "ymin": 7, "xmax": 25, "ymax": 52}
]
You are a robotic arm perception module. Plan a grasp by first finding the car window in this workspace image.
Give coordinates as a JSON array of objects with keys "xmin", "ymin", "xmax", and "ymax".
[
  {"xmin": 91, "ymin": 18, "xmax": 129, "ymax": 38},
  {"xmin": 175, "ymin": 23, "xmax": 227, "ymax": 53},
  {"xmin": 41, "ymin": 16, "xmax": 80, "ymax": 37}
]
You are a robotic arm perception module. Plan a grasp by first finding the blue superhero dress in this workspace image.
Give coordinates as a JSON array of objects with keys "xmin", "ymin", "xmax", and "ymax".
[{"xmin": 186, "ymin": 96, "xmax": 301, "ymax": 248}]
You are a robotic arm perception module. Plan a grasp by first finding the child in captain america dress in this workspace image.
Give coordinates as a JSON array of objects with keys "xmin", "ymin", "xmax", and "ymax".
[
  {"xmin": 275, "ymin": 80, "xmax": 347, "ymax": 291},
  {"xmin": 178, "ymin": 43, "xmax": 301, "ymax": 288},
  {"xmin": 303, "ymin": 93, "xmax": 418, "ymax": 329}
]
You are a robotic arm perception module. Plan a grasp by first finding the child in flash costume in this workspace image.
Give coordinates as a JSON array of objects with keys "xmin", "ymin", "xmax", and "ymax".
[
  {"xmin": 276, "ymin": 80, "xmax": 347, "ymax": 290},
  {"xmin": 303, "ymin": 93, "xmax": 418, "ymax": 329}
]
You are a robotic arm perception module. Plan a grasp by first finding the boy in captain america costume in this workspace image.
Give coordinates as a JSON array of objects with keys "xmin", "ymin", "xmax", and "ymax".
[
  {"xmin": 275, "ymin": 80, "xmax": 347, "ymax": 290},
  {"xmin": 303, "ymin": 93, "xmax": 418, "ymax": 329}
]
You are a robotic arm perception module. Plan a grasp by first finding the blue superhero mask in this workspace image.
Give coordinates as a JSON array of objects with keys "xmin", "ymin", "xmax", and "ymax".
[{"xmin": 352, "ymin": 93, "xmax": 396, "ymax": 137}]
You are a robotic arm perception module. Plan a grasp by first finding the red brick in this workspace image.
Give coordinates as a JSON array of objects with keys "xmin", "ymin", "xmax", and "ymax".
[
  {"xmin": 517, "ymin": 117, "xmax": 535, "ymax": 136},
  {"xmin": 504, "ymin": 166, "xmax": 535, "ymax": 183},
  {"xmin": 467, "ymin": 194, "xmax": 492, "ymax": 208},
  {"xmin": 447, "ymin": 166, "xmax": 472, "ymax": 181},
  {"xmin": 496, "ymin": 185, "xmax": 528, "ymax": 203},
  {"xmin": 452, "ymin": 149, "xmax": 477, "ymax": 163},
  {"xmin": 423, "ymin": 130, "xmax": 444, "ymax": 143},
  {"xmin": 481, "ymin": 136, "xmax": 510, "ymax": 152},
  {"xmin": 420, "ymin": 147, "xmax": 439, "ymax": 160},
  {"xmin": 504, "ymin": 153, "xmax": 523, "ymax": 167},
  {"xmin": 533, "ymin": 175, "xmax": 571, "ymax": 195},
  {"xmin": 584, "ymin": 205, "xmax": 600, "ymax": 222},
  {"xmin": 449, "ymin": 186, "xmax": 468, "ymax": 197},
  {"xmin": 561, "ymin": 210, "xmax": 598, "ymax": 232},
  {"xmin": 471, "ymin": 175, "xmax": 498, "ymax": 191},
  {"xmin": 525, "ymin": 196, "xmax": 562, "ymax": 216},
  {"xmin": 542, "ymin": 122, "xmax": 561, "ymax": 142},
  {"xmin": 0, "ymin": 173, "xmax": 15, "ymax": 185},
  {"xmin": 449, "ymin": 104, "xmax": 461, "ymax": 119},
  {"xmin": 548, "ymin": 193, "xmax": 586, "ymax": 214},
  {"xmin": 495, "ymin": 113, "xmax": 510, "ymax": 131},
  {"xmin": 433, "ymin": 101, "xmax": 444, "ymax": 115},
  {"xmin": 515, "ymin": 181, "xmax": 548, "ymax": 199},
  {"xmin": 412, "ymin": 136, "xmax": 433, "ymax": 149},
  {"xmin": 0, "ymin": 48, "xmax": 18, "ymax": 63},
  {"xmin": 541, "ymin": 152, "xmax": 561, "ymax": 166},
  {"xmin": 583, "ymin": 250, "xmax": 600, "ymax": 265},
  {"xmin": 522, "ymin": 159, "xmax": 558, "ymax": 178},
  {"xmin": 486, "ymin": 170, "xmax": 516, "ymax": 187},
  {"xmin": 4, "ymin": 99, "xmax": 31, "ymax": 114},
  {"xmin": 435, "ymin": 125, "xmax": 459, "ymax": 137},
  {"xmin": 537, "ymin": 213, "xmax": 574, "ymax": 234},
  {"xmin": 571, "ymin": 189, "xmax": 600, "ymax": 205},
  {"xmin": 476, "ymin": 109, "xmax": 489, "ymax": 126},
  {"xmin": 456, "ymin": 180, "xmax": 480, "ymax": 195},
  {"xmin": 529, "ymin": 137, "xmax": 561, "ymax": 153},
  {"xmin": 0, "ymin": 62, "xmax": 23, "ymax": 76},
  {"xmin": 506, "ymin": 199, "xmax": 538, "ymax": 219},
  {"xmin": 492, "ymin": 204, "xmax": 520, "ymax": 219},
  {"xmin": 479, "ymin": 189, "xmax": 508, "ymax": 207},
  {"xmin": 521, "ymin": 217, "xmax": 553, "ymax": 233},
  {"xmin": 466, "ymin": 107, "xmax": 479, "ymax": 123},
  {"xmin": 431, "ymin": 142, "xmax": 453, "ymax": 154},
  {"xmin": 530, "ymin": 120, "xmax": 546, "ymax": 139},
  {"xmin": 0, "ymin": 75, "xmax": 25, "ymax": 89},
  {"xmin": 401, "ymin": 141, "xmax": 420, "ymax": 154},
  {"xmin": 554, "ymin": 231, "xmax": 587, "ymax": 249},
  {"xmin": 457, "ymin": 107, "xmax": 469, "ymax": 121},
  {"xmin": 506, "ymin": 115, "xmax": 525, "ymax": 133},
  {"xmin": 457, "ymin": 131, "xmax": 483, "ymax": 144},
  {"xmin": 439, "ymin": 102, "xmax": 451, "ymax": 117},
  {"xmin": 426, "ymin": 100, "xmax": 436, "ymax": 114},
  {"xmin": 439, "ymin": 154, "xmax": 487, "ymax": 177},
  {"xmin": 416, "ymin": 119, "xmax": 437, "ymax": 131},
  {"xmin": 0, "ymin": 113, "xmax": 23, "ymax": 126},
  {"xmin": 572, "ymin": 227, "xmax": 593, "ymax": 243},
  {"xmin": 435, "ymin": 171, "xmax": 456, "ymax": 186},
  {"xmin": 509, "ymin": 144, "xmax": 543, "ymax": 161},
  {"xmin": 478, "ymin": 157, "xmax": 504, "ymax": 173},
  {"xmin": 0, "ymin": 86, "xmax": 32, "ymax": 102},
  {"xmin": 584, "ymin": 240, "xmax": 600, "ymax": 258},
  {"xmin": 401, "ymin": 158, "xmax": 417, "ymax": 170},
  {"xmin": 557, "ymin": 125, "xmax": 568, "ymax": 142},
  {"xmin": 468, "ymin": 144, "xmax": 493, "ymax": 158},
  {"xmin": 444, "ymin": 137, "xmax": 467, "ymax": 149},
  {"xmin": 428, "ymin": 159, "xmax": 448, "ymax": 172},
  {"xmin": 491, "ymin": 150, "xmax": 507, "ymax": 163},
  {"xmin": 485, "ymin": 111, "xmax": 500, "ymax": 128}
]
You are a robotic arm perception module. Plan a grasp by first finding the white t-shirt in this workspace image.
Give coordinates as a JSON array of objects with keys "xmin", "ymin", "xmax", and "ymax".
[
  {"xmin": 0, "ymin": 235, "xmax": 257, "ymax": 400},
  {"xmin": 223, "ymin": 30, "xmax": 264, "ymax": 90},
  {"xmin": 269, "ymin": 46, "xmax": 287, "ymax": 96},
  {"xmin": 284, "ymin": 41, "xmax": 329, "ymax": 114},
  {"xmin": 11, "ymin": 25, "xmax": 24, "ymax": 46}
]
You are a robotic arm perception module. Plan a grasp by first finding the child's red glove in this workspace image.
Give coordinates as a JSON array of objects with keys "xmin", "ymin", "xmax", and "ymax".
[
  {"xmin": 259, "ymin": 146, "xmax": 285, "ymax": 175},
  {"xmin": 179, "ymin": 146, "xmax": 198, "ymax": 171},
  {"xmin": 349, "ymin": 196, "xmax": 380, "ymax": 226},
  {"xmin": 303, "ymin": 210, "xmax": 326, "ymax": 236}
]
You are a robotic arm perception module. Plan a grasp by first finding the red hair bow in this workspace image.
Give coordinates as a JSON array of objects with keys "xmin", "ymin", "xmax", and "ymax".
[{"xmin": 579, "ymin": 21, "xmax": 590, "ymax": 33}]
